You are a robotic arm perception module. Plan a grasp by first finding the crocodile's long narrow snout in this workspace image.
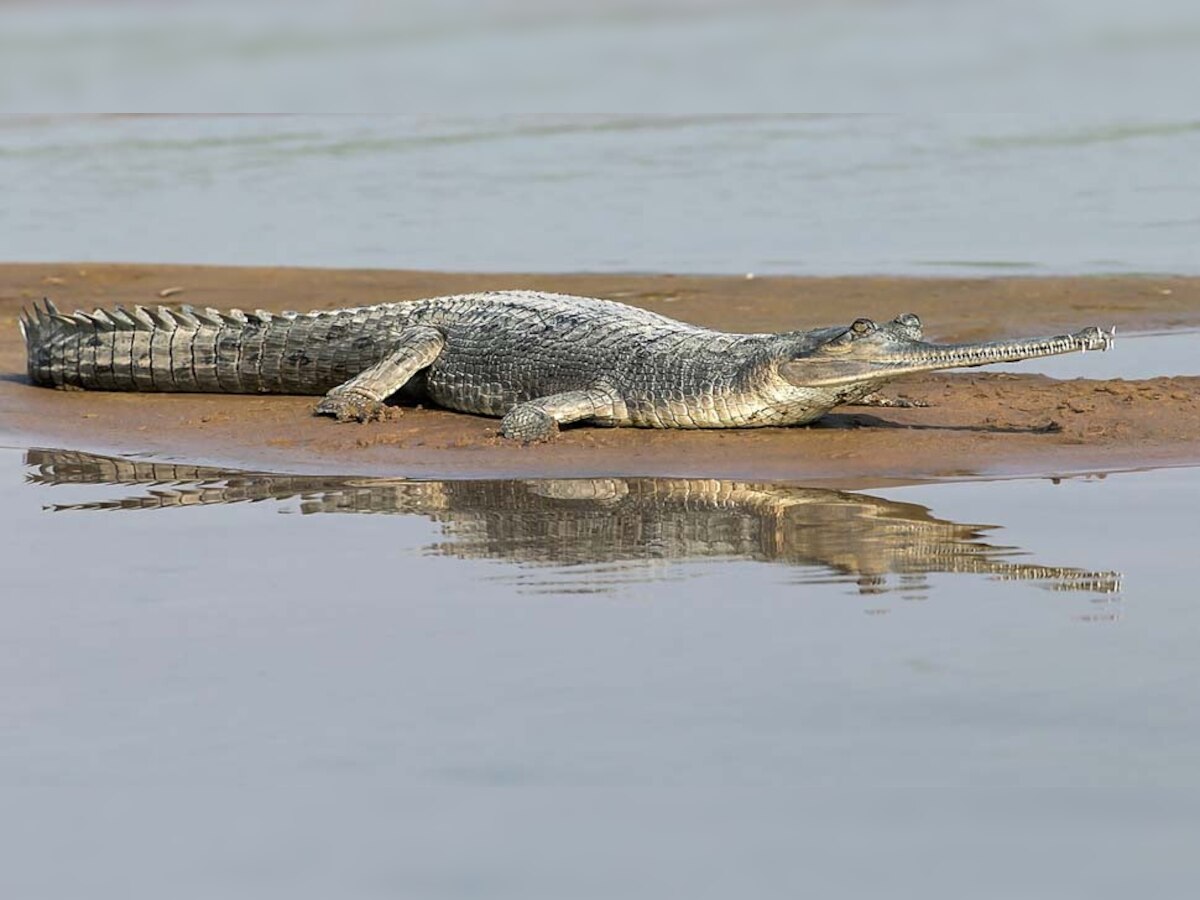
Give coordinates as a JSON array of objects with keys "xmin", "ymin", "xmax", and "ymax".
[{"xmin": 780, "ymin": 318, "xmax": 1115, "ymax": 388}]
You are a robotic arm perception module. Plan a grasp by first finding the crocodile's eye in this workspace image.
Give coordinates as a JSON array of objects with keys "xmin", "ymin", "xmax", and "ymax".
[
  {"xmin": 851, "ymin": 318, "xmax": 875, "ymax": 335},
  {"xmin": 896, "ymin": 313, "xmax": 920, "ymax": 329}
]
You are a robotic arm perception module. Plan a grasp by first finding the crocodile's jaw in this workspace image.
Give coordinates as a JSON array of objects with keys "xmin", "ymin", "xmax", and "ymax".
[{"xmin": 780, "ymin": 323, "xmax": 1116, "ymax": 389}]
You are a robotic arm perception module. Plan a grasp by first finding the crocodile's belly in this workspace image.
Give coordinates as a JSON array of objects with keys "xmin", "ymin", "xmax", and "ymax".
[
  {"xmin": 612, "ymin": 384, "xmax": 837, "ymax": 430},
  {"xmin": 420, "ymin": 355, "xmax": 590, "ymax": 418},
  {"xmin": 597, "ymin": 392, "xmax": 826, "ymax": 430}
]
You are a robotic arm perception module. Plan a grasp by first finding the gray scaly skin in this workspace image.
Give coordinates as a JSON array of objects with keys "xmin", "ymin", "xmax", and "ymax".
[{"xmin": 21, "ymin": 291, "xmax": 1116, "ymax": 441}]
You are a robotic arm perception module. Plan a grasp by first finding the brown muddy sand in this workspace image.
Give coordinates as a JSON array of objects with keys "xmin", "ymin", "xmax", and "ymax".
[{"xmin": 1, "ymin": 263, "xmax": 1198, "ymax": 486}]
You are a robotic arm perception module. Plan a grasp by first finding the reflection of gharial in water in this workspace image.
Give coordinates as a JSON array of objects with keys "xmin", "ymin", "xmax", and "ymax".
[{"xmin": 26, "ymin": 448, "xmax": 1121, "ymax": 597}]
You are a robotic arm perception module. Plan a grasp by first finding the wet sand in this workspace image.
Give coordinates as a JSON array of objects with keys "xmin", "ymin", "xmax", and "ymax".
[{"xmin": 1, "ymin": 263, "xmax": 1198, "ymax": 484}]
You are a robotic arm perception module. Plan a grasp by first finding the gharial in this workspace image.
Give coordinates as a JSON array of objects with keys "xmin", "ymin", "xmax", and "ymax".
[{"xmin": 21, "ymin": 291, "xmax": 1115, "ymax": 442}]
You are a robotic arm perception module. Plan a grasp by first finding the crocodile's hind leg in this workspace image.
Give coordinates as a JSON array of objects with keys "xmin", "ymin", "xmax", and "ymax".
[
  {"xmin": 315, "ymin": 326, "xmax": 445, "ymax": 423},
  {"xmin": 501, "ymin": 388, "xmax": 616, "ymax": 442}
]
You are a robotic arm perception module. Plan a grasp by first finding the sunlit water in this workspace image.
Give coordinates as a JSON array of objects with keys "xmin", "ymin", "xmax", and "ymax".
[
  {"xmin": 3, "ymin": 114, "xmax": 1200, "ymax": 276},
  {"xmin": 3, "ymin": 445, "xmax": 1199, "ymax": 897}
]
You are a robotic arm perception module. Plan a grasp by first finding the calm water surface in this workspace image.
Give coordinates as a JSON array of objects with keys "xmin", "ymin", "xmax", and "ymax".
[
  {"xmin": 2, "ymin": 444, "xmax": 1198, "ymax": 897},
  {"xmin": 3, "ymin": 48, "xmax": 1200, "ymax": 897},
  {"xmin": 1001, "ymin": 329, "xmax": 1199, "ymax": 379},
  {"xmin": 3, "ymin": 114, "xmax": 1200, "ymax": 277}
]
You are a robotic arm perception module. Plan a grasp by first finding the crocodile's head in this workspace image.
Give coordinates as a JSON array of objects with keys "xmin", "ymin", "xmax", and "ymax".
[{"xmin": 779, "ymin": 313, "xmax": 1115, "ymax": 389}]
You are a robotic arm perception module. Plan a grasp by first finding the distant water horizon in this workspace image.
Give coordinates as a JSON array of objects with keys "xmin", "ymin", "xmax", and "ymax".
[{"xmin": 2, "ymin": 114, "xmax": 1200, "ymax": 278}]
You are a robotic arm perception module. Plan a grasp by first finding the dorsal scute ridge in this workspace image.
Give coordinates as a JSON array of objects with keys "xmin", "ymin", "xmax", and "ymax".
[
  {"xmin": 22, "ymin": 300, "xmax": 380, "ymax": 348},
  {"xmin": 130, "ymin": 306, "xmax": 156, "ymax": 331},
  {"xmin": 195, "ymin": 308, "xmax": 224, "ymax": 327},
  {"xmin": 21, "ymin": 301, "xmax": 315, "ymax": 335},
  {"xmin": 167, "ymin": 307, "xmax": 199, "ymax": 329},
  {"xmin": 90, "ymin": 309, "xmax": 118, "ymax": 331},
  {"xmin": 147, "ymin": 306, "xmax": 178, "ymax": 330},
  {"xmin": 73, "ymin": 311, "xmax": 102, "ymax": 328}
]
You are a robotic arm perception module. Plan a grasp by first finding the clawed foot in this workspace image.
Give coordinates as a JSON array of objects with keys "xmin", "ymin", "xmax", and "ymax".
[
  {"xmin": 314, "ymin": 391, "xmax": 399, "ymax": 423},
  {"xmin": 855, "ymin": 392, "xmax": 930, "ymax": 409},
  {"xmin": 500, "ymin": 406, "xmax": 559, "ymax": 442}
]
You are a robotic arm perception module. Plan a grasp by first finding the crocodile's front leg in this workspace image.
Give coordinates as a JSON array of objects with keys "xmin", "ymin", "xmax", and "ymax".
[
  {"xmin": 315, "ymin": 326, "xmax": 445, "ymax": 423},
  {"xmin": 853, "ymin": 391, "xmax": 929, "ymax": 409},
  {"xmin": 501, "ymin": 387, "xmax": 616, "ymax": 442}
]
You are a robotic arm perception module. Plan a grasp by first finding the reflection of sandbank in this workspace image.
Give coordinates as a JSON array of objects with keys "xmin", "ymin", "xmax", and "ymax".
[{"xmin": 28, "ymin": 448, "xmax": 1122, "ymax": 598}]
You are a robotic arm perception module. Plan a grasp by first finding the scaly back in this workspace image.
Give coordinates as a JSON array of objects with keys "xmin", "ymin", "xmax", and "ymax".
[{"xmin": 20, "ymin": 299, "xmax": 401, "ymax": 395}]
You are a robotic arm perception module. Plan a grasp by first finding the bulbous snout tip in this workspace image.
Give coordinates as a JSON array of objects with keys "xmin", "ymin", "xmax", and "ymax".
[{"xmin": 1075, "ymin": 325, "xmax": 1117, "ymax": 352}]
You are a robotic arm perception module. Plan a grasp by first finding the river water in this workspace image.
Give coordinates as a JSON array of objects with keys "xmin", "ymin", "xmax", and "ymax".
[
  {"xmin": 2, "ymin": 445, "xmax": 1199, "ymax": 897},
  {"xmin": 3, "ymin": 101, "xmax": 1200, "ymax": 896},
  {"xmin": 3, "ymin": 113, "xmax": 1200, "ymax": 277}
]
